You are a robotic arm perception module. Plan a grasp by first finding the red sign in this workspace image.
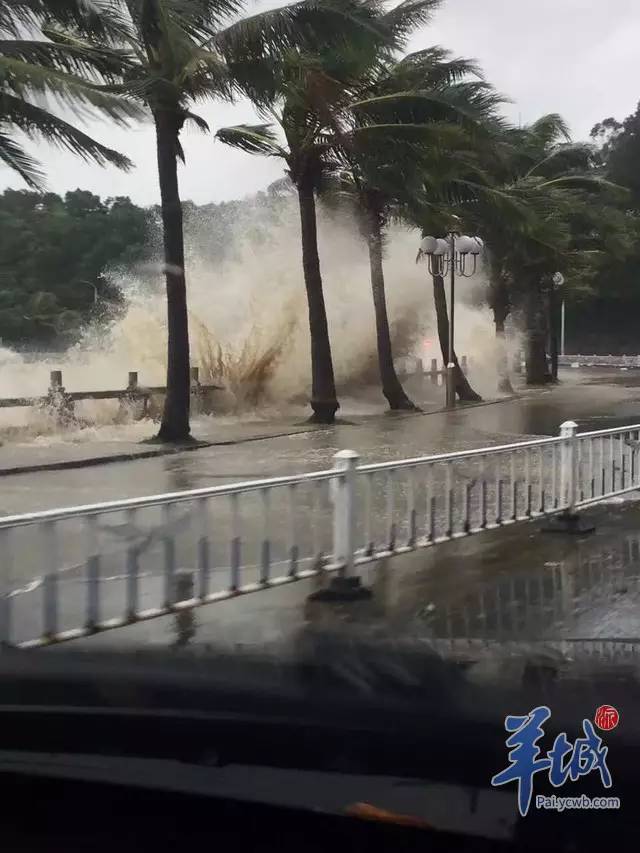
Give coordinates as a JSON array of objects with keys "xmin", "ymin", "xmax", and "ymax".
[{"xmin": 594, "ymin": 705, "xmax": 620, "ymax": 731}]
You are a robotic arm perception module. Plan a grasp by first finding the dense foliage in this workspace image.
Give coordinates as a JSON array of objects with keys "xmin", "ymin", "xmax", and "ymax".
[
  {"xmin": 0, "ymin": 188, "xmax": 151, "ymax": 346},
  {"xmin": 570, "ymin": 103, "xmax": 640, "ymax": 354}
]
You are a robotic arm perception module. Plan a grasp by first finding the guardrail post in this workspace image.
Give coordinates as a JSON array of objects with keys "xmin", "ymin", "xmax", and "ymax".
[
  {"xmin": 560, "ymin": 420, "xmax": 578, "ymax": 512},
  {"xmin": 309, "ymin": 450, "xmax": 371, "ymax": 602},
  {"xmin": 332, "ymin": 450, "xmax": 358, "ymax": 576},
  {"xmin": 119, "ymin": 371, "xmax": 145, "ymax": 421},
  {"xmin": 0, "ymin": 529, "xmax": 12, "ymax": 647},
  {"xmin": 415, "ymin": 358, "xmax": 424, "ymax": 376},
  {"xmin": 173, "ymin": 568, "xmax": 196, "ymax": 647},
  {"xmin": 430, "ymin": 359, "xmax": 438, "ymax": 384},
  {"xmin": 541, "ymin": 420, "xmax": 595, "ymax": 535}
]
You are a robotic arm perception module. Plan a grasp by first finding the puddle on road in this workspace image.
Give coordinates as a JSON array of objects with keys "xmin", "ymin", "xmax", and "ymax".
[
  {"xmin": 298, "ymin": 503, "xmax": 640, "ymax": 660},
  {"xmin": 410, "ymin": 520, "xmax": 640, "ymax": 646}
]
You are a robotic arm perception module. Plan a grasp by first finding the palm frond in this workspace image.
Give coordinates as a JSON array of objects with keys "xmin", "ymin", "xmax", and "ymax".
[
  {"xmin": 0, "ymin": 55, "xmax": 144, "ymax": 124},
  {"xmin": 131, "ymin": 0, "xmax": 242, "ymax": 43},
  {"xmin": 381, "ymin": 1, "xmax": 442, "ymax": 46},
  {"xmin": 0, "ymin": 128, "xmax": 44, "ymax": 188},
  {"xmin": 216, "ymin": 123, "xmax": 286, "ymax": 157},
  {"xmin": 384, "ymin": 47, "xmax": 481, "ymax": 89},
  {"xmin": 525, "ymin": 142, "xmax": 595, "ymax": 178},
  {"xmin": 351, "ymin": 84, "xmax": 505, "ymax": 125},
  {"xmin": 216, "ymin": 0, "xmax": 388, "ymax": 79},
  {"xmin": 534, "ymin": 174, "xmax": 627, "ymax": 198},
  {"xmin": 38, "ymin": 0, "xmax": 135, "ymax": 46},
  {"xmin": 352, "ymin": 121, "xmax": 474, "ymax": 150},
  {"xmin": 526, "ymin": 113, "xmax": 571, "ymax": 146},
  {"xmin": 178, "ymin": 47, "xmax": 234, "ymax": 100},
  {"xmin": 3, "ymin": 94, "xmax": 133, "ymax": 170},
  {"xmin": 0, "ymin": 35, "xmax": 132, "ymax": 81},
  {"xmin": 0, "ymin": 2, "xmax": 39, "ymax": 38},
  {"xmin": 182, "ymin": 109, "xmax": 209, "ymax": 132}
]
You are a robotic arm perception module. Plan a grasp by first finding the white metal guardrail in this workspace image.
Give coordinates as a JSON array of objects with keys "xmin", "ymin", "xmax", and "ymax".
[
  {"xmin": 1, "ymin": 420, "xmax": 640, "ymax": 649},
  {"xmin": 558, "ymin": 354, "xmax": 640, "ymax": 368}
]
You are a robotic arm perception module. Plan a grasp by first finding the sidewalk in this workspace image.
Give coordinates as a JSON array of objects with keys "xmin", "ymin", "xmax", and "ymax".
[
  {"xmin": 0, "ymin": 421, "xmax": 322, "ymax": 476},
  {"xmin": 1, "ymin": 365, "xmax": 638, "ymax": 478},
  {"xmin": 0, "ymin": 395, "xmax": 512, "ymax": 477}
]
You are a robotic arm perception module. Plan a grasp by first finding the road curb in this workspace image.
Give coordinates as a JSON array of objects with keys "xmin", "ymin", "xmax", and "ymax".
[
  {"xmin": 0, "ymin": 392, "xmax": 529, "ymax": 478},
  {"xmin": 0, "ymin": 427, "xmax": 319, "ymax": 478}
]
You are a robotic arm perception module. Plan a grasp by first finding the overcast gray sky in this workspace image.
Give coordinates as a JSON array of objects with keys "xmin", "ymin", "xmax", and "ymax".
[{"xmin": 2, "ymin": 0, "xmax": 639, "ymax": 205}]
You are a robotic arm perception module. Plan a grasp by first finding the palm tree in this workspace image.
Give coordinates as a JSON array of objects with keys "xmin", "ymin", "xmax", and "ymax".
[
  {"xmin": 217, "ymin": 0, "xmax": 414, "ymax": 423},
  {"xmin": 0, "ymin": 0, "xmax": 139, "ymax": 188},
  {"xmin": 352, "ymin": 48, "xmax": 508, "ymax": 403},
  {"xmin": 338, "ymin": 44, "xmax": 505, "ymax": 408},
  {"xmin": 60, "ymin": 1, "xmax": 355, "ymax": 439},
  {"xmin": 472, "ymin": 115, "xmax": 617, "ymax": 385}
]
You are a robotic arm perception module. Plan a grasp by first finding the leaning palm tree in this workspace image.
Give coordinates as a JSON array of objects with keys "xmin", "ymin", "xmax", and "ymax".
[
  {"xmin": 0, "ymin": 0, "xmax": 139, "ymax": 187},
  {"xmin": 59, "ymin": 0, "xmax": 364, "ymax": 438},
  {"xmin": 335, "ymin": 44, "xmax": 505, "ymax": 408},
  {"xmin": 353, "ymin": 48, "xmax": 508, "ymax": 403},
  {"xmin": 471, "ymin": 115, "xmax": 619, "ymax": 385},
  {"xmin": 217, "ymin": 0, "xmax": 413, "ymax": 423}
]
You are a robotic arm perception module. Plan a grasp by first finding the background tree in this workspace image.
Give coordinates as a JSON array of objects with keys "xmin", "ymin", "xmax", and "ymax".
[
  {"xmin": 0, "ymin": 188, "xmax": 151, "ymax": 346},
  {"xmin": 467, "ymin": 115, "xmax": 623, "ymax": 385}
]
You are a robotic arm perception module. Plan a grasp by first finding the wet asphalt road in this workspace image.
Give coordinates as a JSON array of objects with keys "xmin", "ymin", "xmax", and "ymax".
[
  {"xmin": 5, "ymin": 367, "xmax": 640, "ymax": 648},
  {"xmin": 4, "ymin": 367, "xmax": 640, "ymax": 516}
]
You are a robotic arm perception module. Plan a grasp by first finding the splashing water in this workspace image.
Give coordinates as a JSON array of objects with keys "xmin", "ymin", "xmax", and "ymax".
[{"xmin": 0, "ymin": 198, "xmax": 504, "ymax": 444}]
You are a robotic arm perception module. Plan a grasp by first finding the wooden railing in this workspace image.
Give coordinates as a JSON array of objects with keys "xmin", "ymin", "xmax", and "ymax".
[
  {"xmin": 396, "ymin": 355, "xmax": 469, "ymax": 382},
  {"xmin": 0, "ymin": 368, "xmax": 223, "ymax": 418}
]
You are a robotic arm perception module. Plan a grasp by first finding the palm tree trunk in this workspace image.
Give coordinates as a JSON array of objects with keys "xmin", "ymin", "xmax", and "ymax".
[
  {"xmin": 367, "ymin": 206, "xmax": 417, "ymax": 411},
  {"xmin": 431, "ymin": 274, "xmax": 482, "ymax": 402},
  {"xmin": 493, "ymin": 301, "xmax": 514, "ymax": 394},
  {"xmin": 297, "ymin": 178, "xmax": 339, "ymax": 423},
  {"xmin": 525, "ymin": 284, "xmax": 550, "ymax": 386},
  {"xmin": 154, "ymin": 109, "xmax": 190, "ymax": 442}
]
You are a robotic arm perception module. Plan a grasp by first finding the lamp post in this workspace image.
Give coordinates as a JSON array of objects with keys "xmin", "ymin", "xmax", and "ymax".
[
  {"xmin": 417, "ymin": 233, "xmax": 483, "ymax": 409},
  {"xmin": 549, "ymin": 271, "xmax": 565, "ymax": 381},
  {"xmin": 553, "ymin": 272, "xmax": 566, "ymax": 357}
]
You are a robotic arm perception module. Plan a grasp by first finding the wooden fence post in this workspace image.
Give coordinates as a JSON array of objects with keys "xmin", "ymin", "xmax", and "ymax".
[
  {"xmin": 46, "ymin": 371, "xmax": 74, "ymax": 423},
  {"xmin": 190, "ymin": 366, "xmax": 204, "ymax": 415}
]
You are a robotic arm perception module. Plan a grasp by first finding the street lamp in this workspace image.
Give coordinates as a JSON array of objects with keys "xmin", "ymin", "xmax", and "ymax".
[
  {"xmin": 417, "ymin": 232, "xmax": 483, "ymax": 408},
  {"xmin": 553, "ymin": 271, "xmax": 566, "ymax": 357}
]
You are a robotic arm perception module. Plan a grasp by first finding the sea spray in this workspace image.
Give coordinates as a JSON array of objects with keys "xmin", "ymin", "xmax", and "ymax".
[{"xmin": 0, "ymin": 196, "xmax": 503, "ymax": 442}]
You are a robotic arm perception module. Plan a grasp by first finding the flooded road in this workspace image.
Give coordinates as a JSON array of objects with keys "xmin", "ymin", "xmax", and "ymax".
[
  {"xmin": 4, "ymin": 367, "xmax": 640, "ymax": 516},
  {"xmin": 4, "ymin": 367, "xmax": 640, "ymax": 650}
]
